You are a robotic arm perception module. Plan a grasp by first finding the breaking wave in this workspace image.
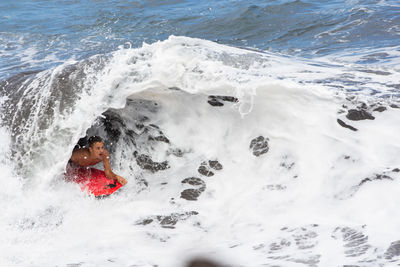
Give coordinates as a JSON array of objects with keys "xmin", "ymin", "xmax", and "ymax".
[{"xmin": 1, "ymin": 36, "xmax": 400, "ymax": 266}]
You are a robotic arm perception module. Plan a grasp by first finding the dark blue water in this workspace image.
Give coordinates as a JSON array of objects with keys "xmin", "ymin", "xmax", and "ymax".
[{"xmin": 1, "ymin": 0, "xmax": 399, "ymax": 79}]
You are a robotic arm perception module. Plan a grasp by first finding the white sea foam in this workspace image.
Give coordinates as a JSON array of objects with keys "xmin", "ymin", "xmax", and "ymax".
[{"xmin": 1, "ymin": 36, "xmax": 400, "ymax": 266}]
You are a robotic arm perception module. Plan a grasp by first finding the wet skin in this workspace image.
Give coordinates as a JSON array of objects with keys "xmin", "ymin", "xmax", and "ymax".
[{"xmin": 69, "ymin": 141, "xmax": 127, "ymax": 185}]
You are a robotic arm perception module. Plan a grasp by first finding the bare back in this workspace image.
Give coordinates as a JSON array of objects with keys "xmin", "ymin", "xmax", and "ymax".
[{"xmin": 70, "ymin": 148, "xmax": 102, "ymax": 167}]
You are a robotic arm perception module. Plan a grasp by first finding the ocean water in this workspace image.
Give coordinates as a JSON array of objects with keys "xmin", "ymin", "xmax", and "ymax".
[{"xmin": 1, "ymin": 1, "xmax": 400, "ymax": 266}]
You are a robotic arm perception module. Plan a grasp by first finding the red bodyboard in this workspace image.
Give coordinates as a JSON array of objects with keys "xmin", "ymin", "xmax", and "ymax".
[{"xmin": 66, "ymin": 168, "xmax": 123, "ymax": 196}]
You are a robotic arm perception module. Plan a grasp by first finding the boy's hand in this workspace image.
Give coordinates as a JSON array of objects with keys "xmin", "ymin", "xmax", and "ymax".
[{"xmin": 115, "ymin": 175, "xmax": 127, "ymax": 185}]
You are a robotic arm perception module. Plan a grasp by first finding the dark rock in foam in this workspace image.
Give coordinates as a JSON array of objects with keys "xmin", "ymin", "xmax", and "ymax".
[
  {"xmin": 181, "ymin": 177, "xmax": 206, "ymax": 201},
  {"xmin": 207, "ymin": 95, "xmax": 239, "ymax": 107},
  {"xmin": 101, "ymin": 110, "xmax": 125, "ymax": 145},
  {"xmin": 373, "ymin": 106, "xmax": 387, "ymax": 112},
  {"xmin": 181, "ymin": 177, "xmax": 206, "ymax": 188},
  {"xmin": 332, "ymin": 227, "xmax": 370, "ymax": 257},
  {"xmin": 181, "ymin": 189, "xmax": 202, "ymax": 201},
  {"xmin": 148, "ymin": 134, "xmax": 170, "ymax": 143},
  {"xmin": 198, "ymin": 165, "xmax": 214, "ymax": 177},
  {"xmin": 134, "ymin": 153, "xmax": 169, "ymax": 173},
  {"xmin": 384, "ymin": 241, "xmax": 400, "ymax": 259},
  {"xmin": 250, "ymin": 136, "xmax": 269, "ymax": 156},
  {"xmin": 181, "ymin": 161, "xmax": 223, "ymax": 200},
  {"xmin": 209, "ymin": 160, "xmax": 223, "ymax": 170},
  {"xmin": 207, "ymin": 98, "xmax": 224, "ymax": 107},
  {"xmin": 136, "ymin": 211, "xmax": 198, "ymax": 229},
  {"xmin": 346, "ymin": 109, "xmax": 375, "ymax": 121},
  {"xmin": 337, "ymin": 119, "xmax": 358, "ymax": 131},
  {"xmin": 358, "ymin": 174, "xmax": 393, "ymax": 186},
  {"xmin": 266, "ymin": 225, "xmax": 321, "ymax": 266},
  {"xmin": 197, "ymin": 160, "xmax": 223, "ymax": 176}
]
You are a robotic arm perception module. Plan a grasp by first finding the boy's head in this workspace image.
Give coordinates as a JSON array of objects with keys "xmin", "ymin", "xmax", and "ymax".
[
  {"xmin": 88, "ymin": 136, "xmax": 103, "ymax": 148},
  {"xmin": 88, "ymin": 136, "xmax": 104, "ymax": 159}
]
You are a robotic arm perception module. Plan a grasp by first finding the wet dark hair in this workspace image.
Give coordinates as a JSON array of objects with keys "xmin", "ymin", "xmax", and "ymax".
[{"xmin": 88, "ymin": 136, "xmax": 103, "ymax": 148}]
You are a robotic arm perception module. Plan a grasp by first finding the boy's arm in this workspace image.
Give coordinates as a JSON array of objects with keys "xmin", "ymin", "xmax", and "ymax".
[
  {"xmin": 70, "ymin": 149, "xmax": 86, "ymax": 166},
  {"xmin": 102, "ymin": 150, "xmax": 127, "ymax": 185}
]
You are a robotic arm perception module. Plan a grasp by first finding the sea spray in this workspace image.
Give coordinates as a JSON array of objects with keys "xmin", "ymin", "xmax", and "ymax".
[{"xmin": 1, "ymin": 36, "xmax": 400, "ymax": 266}]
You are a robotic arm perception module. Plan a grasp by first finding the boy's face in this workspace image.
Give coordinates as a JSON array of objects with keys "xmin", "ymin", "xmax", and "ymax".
[{"xmin": 89, "ymin": 141, "xmax": 104, "ymax": 159}]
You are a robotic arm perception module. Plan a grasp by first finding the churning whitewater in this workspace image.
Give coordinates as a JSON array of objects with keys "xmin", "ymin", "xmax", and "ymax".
[{"xmin": 1, "ymin": 35, "xmax": 400, "ymax": 266}]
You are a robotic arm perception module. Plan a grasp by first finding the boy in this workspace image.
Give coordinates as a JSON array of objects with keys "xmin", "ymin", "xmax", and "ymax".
[{"xmin": 68, "ymin": 136, "xmax": 127, "ymax": 185}]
